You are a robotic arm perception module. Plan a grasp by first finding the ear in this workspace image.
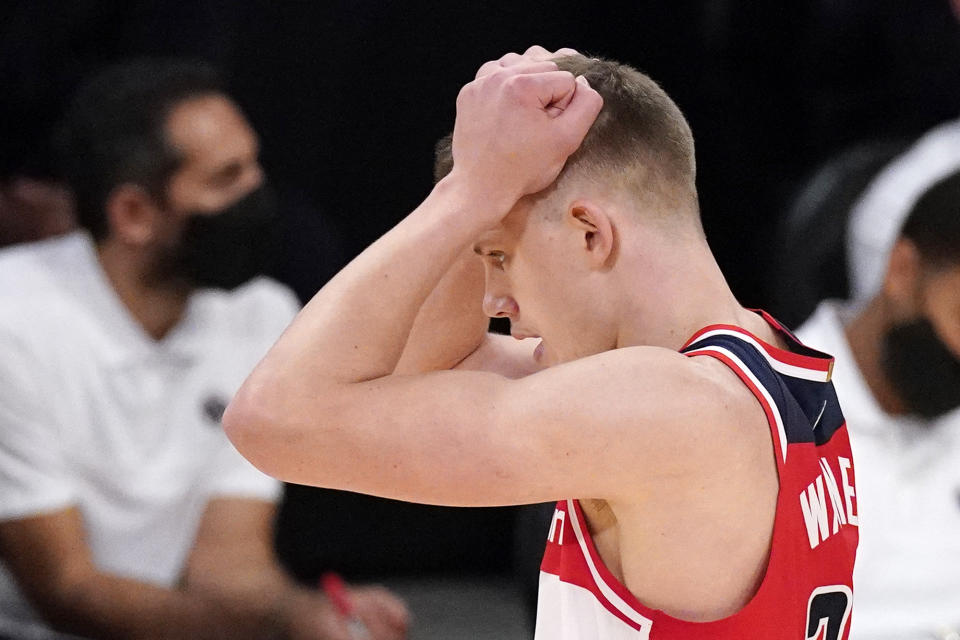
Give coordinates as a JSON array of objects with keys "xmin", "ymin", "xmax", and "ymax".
[
  {"xmin": 104, "ymin": 184, "xmax": 164, "ymax": 246},
  {"xmin": 567, "ymin": 200, "xmax": 615, "ymax": 269},
  {"xmin": 881, "ymin": 237, "xmax": 924, "ymax": 317}
]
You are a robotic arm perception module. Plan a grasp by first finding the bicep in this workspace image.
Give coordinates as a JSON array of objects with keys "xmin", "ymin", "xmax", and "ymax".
[{"xmin": 250, "ymin": 348, "xmax": 736, "ymax": 507}]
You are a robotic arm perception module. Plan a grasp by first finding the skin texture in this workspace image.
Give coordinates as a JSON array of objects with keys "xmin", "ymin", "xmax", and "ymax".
[
  {"xmin": 0, "ymin": 94, "xmax": 408, "ymax": 639},
  {"xmin": 225, "ymin": 47, "xmax": 784, "ymax": 621}
]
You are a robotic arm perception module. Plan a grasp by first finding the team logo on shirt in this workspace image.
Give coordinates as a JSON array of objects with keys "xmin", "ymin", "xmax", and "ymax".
[{"xmin": 202, "ymin": 394, "xmax": 229, "ymax": 425}]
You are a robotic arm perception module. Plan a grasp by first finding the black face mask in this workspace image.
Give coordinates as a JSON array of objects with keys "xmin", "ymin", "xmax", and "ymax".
[
  {"xmin": 881, "ymin": 318, "xmax": 960, "ymax": 420},
  {"xmin": 158, "ymin": 183, "xmax": 281, "ymax": 290}
]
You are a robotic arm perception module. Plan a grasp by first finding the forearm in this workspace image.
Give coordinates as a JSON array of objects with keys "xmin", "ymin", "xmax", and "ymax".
[
  {"xmin": 224, "ymin": 175, "xmax": 503, "ymax": 482},
  {"xmin": 259, "ymin": 175, "xmax": 494, "ymax": 385},
  {"xmin": 227, "ymin": 175, "xmax": 499, "ymax": 427},
  {"xmin": 183, "ymin": 539, "xmax": 298, "ymax": 638},
  {"xmin": 40, "ymin": 571, "xmax": 240, "ymax": 640},
  {"xmin": 394, "ymin": 244, "xmax": 488, "ymax": 375}
]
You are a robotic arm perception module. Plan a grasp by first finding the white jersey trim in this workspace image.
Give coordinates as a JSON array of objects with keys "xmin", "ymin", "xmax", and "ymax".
[
  {"xmin": 683, "ymin": 345, "xmax": 789, "ymax": 464},
  {"xmin": 688, "ymin": 328, "xmax": 831, "ymax": 383},
  {"xmin": 566, "ymin": 499, "xmax": 654, "ymax": 636}
]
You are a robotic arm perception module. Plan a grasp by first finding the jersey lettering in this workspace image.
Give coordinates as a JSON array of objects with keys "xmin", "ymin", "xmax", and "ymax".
[{"xmin": 799, "ymin": 456, "xmax": 858, "ymax": 548}]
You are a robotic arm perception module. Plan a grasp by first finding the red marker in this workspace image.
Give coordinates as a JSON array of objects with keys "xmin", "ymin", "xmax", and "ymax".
[{"xmin": 320, "ymin": 572, "xmax": 370, "ymax": 639}]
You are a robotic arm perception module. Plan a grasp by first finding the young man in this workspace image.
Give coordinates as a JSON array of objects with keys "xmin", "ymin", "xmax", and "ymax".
[
  {"xmin": 0, "ymin": 60, "xmax": 407, "ymax": 640},
  {"xmin": 226, "ymin": 47, "xmax": 858, "ymax": 638}
]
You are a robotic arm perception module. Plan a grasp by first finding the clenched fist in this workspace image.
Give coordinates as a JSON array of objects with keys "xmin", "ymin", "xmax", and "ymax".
[{"xmin": 448, "ymin": 46, "xmax": 603, "ymax": 224}]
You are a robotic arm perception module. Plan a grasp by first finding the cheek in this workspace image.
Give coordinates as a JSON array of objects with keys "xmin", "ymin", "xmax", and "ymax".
[{"xmin": 924, "ymin": 273, "xmax": 960, "ymax": 358}]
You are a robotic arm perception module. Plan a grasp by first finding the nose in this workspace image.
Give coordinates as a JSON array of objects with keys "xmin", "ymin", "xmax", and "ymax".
[{"xmin": 482, "ymin": 290, "xmax": 518, "ymax": 318}]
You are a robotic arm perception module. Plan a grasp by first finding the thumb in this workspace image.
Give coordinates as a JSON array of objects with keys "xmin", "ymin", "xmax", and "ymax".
[{"xmin": 557, "ymin": 76, "xmax": 604, "ymax": 148}]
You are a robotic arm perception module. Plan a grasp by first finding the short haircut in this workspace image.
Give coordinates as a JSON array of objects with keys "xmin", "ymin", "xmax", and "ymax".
[
  {"xmin": 900, "ymin": 169, "xmax": 960, "ymax": 269},
  {"xmin": 55, "ymin": 58, "xmax": 224, "ymax": 241},
  {"xmin": 434, "ymin": 54, "xmax": 697, "ymax": 214}
]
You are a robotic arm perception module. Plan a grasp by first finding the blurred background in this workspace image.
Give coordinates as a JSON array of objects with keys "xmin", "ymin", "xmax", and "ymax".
[{"xmin": 2, "ymin": 0, "xmax": 959, "ymax": 635}]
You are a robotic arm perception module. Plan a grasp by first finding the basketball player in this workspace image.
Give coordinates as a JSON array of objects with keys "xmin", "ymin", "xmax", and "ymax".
[{"xmin": 226, "ymin": 47, "xmax": 858, "ymax": 638}]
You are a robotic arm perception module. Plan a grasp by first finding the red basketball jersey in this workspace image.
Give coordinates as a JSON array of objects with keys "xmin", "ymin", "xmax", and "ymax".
[{"xmin": 535, "ymin": 312, "xmax": 858, "ymax": 639}]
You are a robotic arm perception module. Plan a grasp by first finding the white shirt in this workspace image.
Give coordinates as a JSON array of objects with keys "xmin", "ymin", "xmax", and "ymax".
[
  {"xmin": 0, "ymin": 232, "xmax": 297, "ymax": 639},
  {"xmin": 797, "ymin": 301, "xmax": 960, "ymax": 639}
]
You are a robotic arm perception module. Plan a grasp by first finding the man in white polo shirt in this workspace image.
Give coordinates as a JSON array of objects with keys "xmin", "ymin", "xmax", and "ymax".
[
  {"xmin": 797, "ymin": 165, "xmax": 960, "ymax": 639},
  {"xmin": 0, "ymin": 60, "xmax": 407, "ymax": 640}
]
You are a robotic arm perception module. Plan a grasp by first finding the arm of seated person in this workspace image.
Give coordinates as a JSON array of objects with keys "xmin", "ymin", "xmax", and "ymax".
[
  {"xmin": 0, "ymin": 506, "xmax": 239, "ymax": 640},
  {"xmin": 184, "ymin": 497, "xmax": 409, "ymax": 640}
]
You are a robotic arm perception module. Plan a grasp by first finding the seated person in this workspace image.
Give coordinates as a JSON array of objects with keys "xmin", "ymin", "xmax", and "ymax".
[
  {"xmin": 0, "ymin": 59, "xmax": 407, "ymax": 640},
  {"xmin": 797, "ymin": 170, "xmax": 960, "ymax": 639}
]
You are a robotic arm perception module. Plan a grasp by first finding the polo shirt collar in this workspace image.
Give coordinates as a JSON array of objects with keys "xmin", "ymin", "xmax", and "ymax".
[{"xmin": 63, "ymin": 231, "xmax": 205, "ymax": 368}]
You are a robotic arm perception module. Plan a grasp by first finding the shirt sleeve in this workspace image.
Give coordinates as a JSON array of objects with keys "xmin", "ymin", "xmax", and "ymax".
[
  {"xmin": 201, "ymin": 278, "xmax": 299, "ymax": 503},
  {"xmin": 0, "ymin": 329, "xmax": 75, "ymax": 520},
  {"xmin": 203, "ymin": 430, "xmax": 282, "ymax": 503}
]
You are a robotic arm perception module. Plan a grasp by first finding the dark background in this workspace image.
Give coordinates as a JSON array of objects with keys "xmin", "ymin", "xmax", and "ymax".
[{"xmin": 3, "ymin": 0, "xmax": 959, "ymax": 587}]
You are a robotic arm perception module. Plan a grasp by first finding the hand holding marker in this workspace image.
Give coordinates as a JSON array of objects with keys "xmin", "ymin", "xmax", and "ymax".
[{"xmin": 321, "ymin": 572, "xmax": 371, "ymax": 639}]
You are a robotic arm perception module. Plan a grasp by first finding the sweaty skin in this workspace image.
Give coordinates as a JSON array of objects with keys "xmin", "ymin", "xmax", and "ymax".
[{"xmin": 225, "ymin": 47, "xmax": 782, "ymax": 621}]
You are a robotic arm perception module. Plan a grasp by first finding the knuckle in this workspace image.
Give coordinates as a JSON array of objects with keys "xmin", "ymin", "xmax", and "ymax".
[
  {"xmin": 476, "ymin": 59, "xmax": 500, "ymax": 76},
  {"xmin": 456, "ymin": 81, "xmax": 480, "ymax": 106}
]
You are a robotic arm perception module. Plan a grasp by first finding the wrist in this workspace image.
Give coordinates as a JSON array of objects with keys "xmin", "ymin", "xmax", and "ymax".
[{"xmin": 436, "ymin": 168, "xmax": 520, "ymax": 228}]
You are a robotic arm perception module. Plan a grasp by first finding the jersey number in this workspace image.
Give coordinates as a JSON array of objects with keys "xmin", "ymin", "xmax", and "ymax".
[{"xmin": 805, "ymin": 585, "xmax": 852, "ymax": 640}]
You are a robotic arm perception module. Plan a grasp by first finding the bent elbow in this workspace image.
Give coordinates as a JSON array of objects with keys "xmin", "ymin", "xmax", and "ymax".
[{"xmin": 223, "ymin": 387, "xmax": 283, "ymax": 478}]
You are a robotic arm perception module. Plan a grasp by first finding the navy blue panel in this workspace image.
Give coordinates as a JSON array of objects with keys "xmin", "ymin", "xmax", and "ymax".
[{"xmin": 682, "ymin": 334, "xmax": 845, "ymax": 447}]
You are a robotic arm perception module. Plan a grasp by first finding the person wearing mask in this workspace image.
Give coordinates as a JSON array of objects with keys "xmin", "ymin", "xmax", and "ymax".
[
  {"xmin": 0, "ymin": 59, "xmax": 407, "ymax": 640},
  {"xmin": 797, "ymin": 170, "xmax": 960, "ymax": 639}
]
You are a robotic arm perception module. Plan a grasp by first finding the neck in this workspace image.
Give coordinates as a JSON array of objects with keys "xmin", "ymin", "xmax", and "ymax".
[
  {"xmin": 844, "ymin": 297, "xmax": 908, "ymax": 416},
  {"xmin": 96, "ymin": 240, "xmax": 190, "ymax": 340},
  {"xmin": 614, "ymin": 233, "xmax": 775, "ymax": 352}
]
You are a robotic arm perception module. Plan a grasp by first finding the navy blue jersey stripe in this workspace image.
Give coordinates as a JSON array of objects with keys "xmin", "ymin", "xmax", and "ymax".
[{"xmin": 682, "ymin": 333, "xmax": 846, "ymax": 446}]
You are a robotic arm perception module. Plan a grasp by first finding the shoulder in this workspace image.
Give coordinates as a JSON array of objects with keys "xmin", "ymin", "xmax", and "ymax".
[
  {"xmin": 514, "ymin": 346, "xmax": 766, "ymax": 463},
  {"xmin": 0, "ymin": 233, "xmax": 81, "ymax": 295},
  {"xmin": 226, "ymin": 276, "xmax": 301, "ymax": 319},
  {"xmin": 193, "ymin": 276, "xmax": 300, "ymax": 341},
  {"xmin": 578, "ymin": 344, "xmax": 756, "ymax": 408},
  {"xmin": 0, "ymin": 233, "xmax": 92, "ymax": 339}
]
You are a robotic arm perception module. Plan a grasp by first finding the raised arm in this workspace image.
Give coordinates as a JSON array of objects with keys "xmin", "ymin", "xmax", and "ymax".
[
  {"xmin": 228, "ymin": 54, "xmax": 708, "ymax": 505},
  {"xmin": 223, "ymin": 45, "xmax": 761, "ymax": 503}
]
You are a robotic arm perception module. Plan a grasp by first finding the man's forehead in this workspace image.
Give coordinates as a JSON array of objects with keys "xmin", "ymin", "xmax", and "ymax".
[
  {"xmin": 472, "ymin": 199, "xmax": 544, "ymax": 252},
  {"xmin": 473, "ymin": 227, "xmax": 509, "ymax": 252},
  {"xmin": 167, "ymin": 95, "xmax": 258, "ymax": 166}
]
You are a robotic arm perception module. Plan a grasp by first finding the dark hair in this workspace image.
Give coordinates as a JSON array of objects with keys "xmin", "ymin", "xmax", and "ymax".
[
  {"xmin": 55, "ymin": 58, "xmax": 223, "ymax": 240},
  {"xmin": 901, "ymin": 170, "xmax": 960, "ymax": 269},
  {"xmin": 434, "ymin": 54, "xmax": 697, "ymax": 210}
]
